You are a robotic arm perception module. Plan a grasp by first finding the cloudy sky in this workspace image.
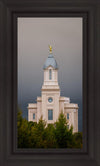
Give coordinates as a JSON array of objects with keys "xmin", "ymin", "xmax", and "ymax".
[{"xmin": 18, "ymin": 18, "xmax": 82, "ymax": 131}]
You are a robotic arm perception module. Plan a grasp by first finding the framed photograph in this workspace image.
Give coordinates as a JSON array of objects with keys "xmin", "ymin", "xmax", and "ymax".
[
  {"xmin": 0, "ymin": 0, "xmax": 100, "ymax": 166},
  {"xmin": 17, "ymin": 17, "xmax": 83, "ymax": 149}
]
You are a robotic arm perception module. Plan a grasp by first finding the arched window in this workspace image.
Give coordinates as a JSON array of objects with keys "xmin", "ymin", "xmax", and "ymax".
[
  {"xmin": 33, "ymin": 113, "xmax": 35, "ymax": 119},
  {"xmin": 67, "ymin": 113, "xmax": 69, "ymax": 119},
  {"xmin": 49, "ymin": 69, "xmax": 52, "ymax": 80},
  {"xmin": 48, "ymin": 109, "xmax": 53, "ymax": 120}
]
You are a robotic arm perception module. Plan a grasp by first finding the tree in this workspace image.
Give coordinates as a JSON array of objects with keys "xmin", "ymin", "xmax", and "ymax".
[
  {"xmin": 54, "ymin": 112, "xmax": 73, "ymax": 148},
  {"xmin": 17, "ymin": 107, "xmax": 31, "ymax": 148},
  {"xmin": 17, "ymin": 108, "xmax": 82, "ymax": 148},
  {"xmin": 44, "ymin": 124, "xmax": 57, "ymax": 148},
  {"xmin": 72, "ymin": 132, "xmax": 83, "ymax": 148}
]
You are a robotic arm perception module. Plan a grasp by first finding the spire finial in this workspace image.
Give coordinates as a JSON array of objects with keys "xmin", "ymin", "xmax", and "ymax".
[{"xmin": 49, "ymin": 45, "xmax": 52, "ymax": 53}]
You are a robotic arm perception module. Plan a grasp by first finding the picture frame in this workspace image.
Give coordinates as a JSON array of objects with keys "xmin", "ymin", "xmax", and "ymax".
[{"xmin": 0, "ymin": 0, "xmax": 100, "ymax": 166}]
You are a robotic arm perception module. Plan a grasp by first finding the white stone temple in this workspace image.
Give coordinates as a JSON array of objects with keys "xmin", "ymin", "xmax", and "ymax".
[{"xmin": 28, "ymin": 46, "xmax": 78, "ymax": 132}]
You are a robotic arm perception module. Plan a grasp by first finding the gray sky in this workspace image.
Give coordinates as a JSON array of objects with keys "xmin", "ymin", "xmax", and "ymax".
[{"xmin": 18, "ymin": 18, "xmax": 82, "ymax": 131}]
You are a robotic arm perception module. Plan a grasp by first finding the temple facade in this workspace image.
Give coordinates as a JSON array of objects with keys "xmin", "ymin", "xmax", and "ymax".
[{"xmin": 28, "ymin": 46, "xmax": 78, "ymax": 132}]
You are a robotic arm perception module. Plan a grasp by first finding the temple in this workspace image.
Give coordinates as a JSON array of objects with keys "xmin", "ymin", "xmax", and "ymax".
[{"xmin": 28, "ymin": 46, "xmax": 78, "ymax": 132}]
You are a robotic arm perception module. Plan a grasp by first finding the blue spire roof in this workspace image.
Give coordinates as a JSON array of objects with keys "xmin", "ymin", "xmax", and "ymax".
[{"xmin": 43, "ymin": 53, "xmax": 58, "ymax": 69}]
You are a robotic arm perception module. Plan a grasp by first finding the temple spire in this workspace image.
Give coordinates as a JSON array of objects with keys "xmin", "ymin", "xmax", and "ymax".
[{"xmin": 43, "ymin": 46, "xmax": 58, "ymax": 69}]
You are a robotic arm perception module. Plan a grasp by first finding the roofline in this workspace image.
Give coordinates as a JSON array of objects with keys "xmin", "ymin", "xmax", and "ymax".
[{"xmin": 43, "ymin": 65, "xmax": 58, "ymax": 70}]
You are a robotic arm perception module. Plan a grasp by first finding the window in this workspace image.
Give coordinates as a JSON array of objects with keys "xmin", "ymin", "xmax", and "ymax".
[
  {"xmin": 33, "ymin": 113, "xmax": 35, "ymax": 119},
  {"xmin": 48, "ymin": 109, "xmax": 53, "ymax": 120},
  {"xmin": 67, "ymin": 113, "xmax": 69, "ymax": 119},
  {"xmin": 48, "ymin": 97, "xmax": 53, "ymax": 103},
  {"xmin": 49, "ymin": 69, "xmax": 52, "ymax": 80}
]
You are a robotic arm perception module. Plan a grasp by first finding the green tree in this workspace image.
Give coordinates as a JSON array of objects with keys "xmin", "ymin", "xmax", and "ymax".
[
  {"xmin": 44, "ymin": 124, "xmax": 57, "ymax": 148},
  {"xmin": 30, "ymin": 117, "xmax": 47, "ymax": 148},
  {"xmin": 17, "ymin": 107, "xmax": 31, "ymax": 148},
  {"xmin": 54, "ymin": 112, "xmax": 73, "ymax": 148},
  {"xmin": 72, "ymin": 132, "xmax": 83, "ymax": 148},
  {"xmin": 17, "ymin": 107, "xmax": 82, "ymax": 149}
]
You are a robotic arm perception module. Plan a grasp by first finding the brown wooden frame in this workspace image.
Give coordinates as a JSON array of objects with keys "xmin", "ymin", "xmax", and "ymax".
[{"xmin": 0, "ymin": 0, "xmax": 100, "ymax": 166}]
